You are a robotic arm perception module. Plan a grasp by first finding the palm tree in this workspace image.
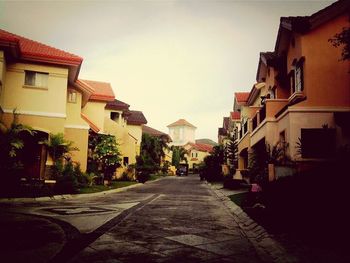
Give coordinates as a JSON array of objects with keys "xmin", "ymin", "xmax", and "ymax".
[
  {"xmin": 41, "ymin": 133, "xmax": 77, "ymax": 163},
  {"xmin": 170, "ymin": 146, "xmax": 188, "ymax": 168},
  {"xmin": 0, "ymin": 110, "xmax": 34, "ymax": 179}
]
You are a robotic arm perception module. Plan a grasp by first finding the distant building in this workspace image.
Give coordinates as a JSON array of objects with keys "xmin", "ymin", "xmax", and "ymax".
[{"xmin": 167, "ymin": 119, "xmax": 196, "ymax": 146}]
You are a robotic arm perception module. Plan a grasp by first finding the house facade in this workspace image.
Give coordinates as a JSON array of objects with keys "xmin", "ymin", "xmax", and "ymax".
[
  {"xmin": 0, "ymin": 28, "xmax": 148, "ymax": 181},
  {"xmin": 184, "ymin": 142, "xmax": 213, "ymax": 170},
  {"xmin": 168, "ymin": 119, "xmax": 196, "ymax": 146},
  {"xmin": 231, "ymin": 0, "xmax": 350, "ymax": 181},
  {"xmin": 0, "ymin": 29, "xmax": 90, "ymax": 178}
]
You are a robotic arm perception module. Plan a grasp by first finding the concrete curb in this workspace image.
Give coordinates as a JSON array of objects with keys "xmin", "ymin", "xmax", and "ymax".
[
  {"xmin": 0, "ymin": 176, "xmax": 170, "ymax": 203},
  {"xmin": 0, "ymin": 182, "xmax": 144, "ymax": 203},
  {"xmin": 207, "ymin": 182, "xmax": 298, "ymax": 263}
]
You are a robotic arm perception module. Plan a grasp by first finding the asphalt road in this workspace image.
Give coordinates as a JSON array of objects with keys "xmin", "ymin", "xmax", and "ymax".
[{"xmin": 0, "ymin": 175, "xmax": 262, "ymax": 263}]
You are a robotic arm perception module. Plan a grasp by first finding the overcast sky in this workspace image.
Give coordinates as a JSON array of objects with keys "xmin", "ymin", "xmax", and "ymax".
[{"xmin": 0, "ymin": 0, "xmax": 334, "ymax": 142}]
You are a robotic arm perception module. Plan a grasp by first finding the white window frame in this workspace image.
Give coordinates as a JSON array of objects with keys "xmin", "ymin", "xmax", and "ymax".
[
  {"xmin": 24, "ymin": 70, "xmax": 48, "ymax": 89},
  {"xmin": 67, "ymin": 90, "xmax": 77, "ymax": 103}
]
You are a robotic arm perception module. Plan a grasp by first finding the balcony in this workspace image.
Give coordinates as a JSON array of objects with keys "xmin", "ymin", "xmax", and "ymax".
[
  {"xmin": 251, "ymin": 99, "xmax": 288, "ymax": 133},
  {"xmin": 252, "ymin": 113, "xmax": 258, "ymax": 131}
]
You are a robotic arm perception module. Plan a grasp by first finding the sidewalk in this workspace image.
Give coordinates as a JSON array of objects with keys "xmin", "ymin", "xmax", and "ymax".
[{"xmin": 208, "ymin": 182, "xmax": 298, "ymax": 263}]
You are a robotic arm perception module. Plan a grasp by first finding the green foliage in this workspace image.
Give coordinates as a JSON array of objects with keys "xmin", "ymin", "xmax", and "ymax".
[
  {"xmin": 268, "ymin": 141, "xmax": 292, "ymax": 165},
  {"xmin": 171, "ymin": 146, "xmax": 187, "ymax": 168},
  {"xmin": 200, "ymin": 145, "xmax": 224, "ymax": 182},
  {"xmin": 87, "ymin": 133, "xmax": 122, "ymax": 181},
  {"xmin": 248, "ymin": 143, "xmax": 269, "ymax": 186},
  {"xmin": 0, "ymin": 110, "xmax": 34, "ymax": 180},
  {"xmin": 54, "ymin": 159, "xmax": 78, "ymax": 194},
  {"xmin": 93, "ymin": 134, "xmax": 121, "ymax": 168},
  {"xmin": 54, "ymin": 160, "xmax": 93, "ymax": 194},
  {"xmin": 136, "ymin": 133, "xmax": 168, "ymax": 181},
  {"xmin": 329, "ymin": 27, "xmax": 350, "ymax": 61},
  {"xmin": 42, "ymin": 133, "xmax": 77, "ymax": 163},
  {"xmin": 161, "ymin": 160, "xmax": 171, "ymax": 174},
  {"xmin": 140, "ymin": 133, "xmax": 167, "ymax": 167},
  {"xmin": 225, "ymin": 136, "xmax": 238, "ymax": 169}
]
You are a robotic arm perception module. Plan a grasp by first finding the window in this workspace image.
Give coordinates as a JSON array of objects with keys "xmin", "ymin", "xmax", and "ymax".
[
  {"xmin": 290, "ymin": 58, "xmax": 304, "ymax": 93},
  {"xmin": 295, "ymin": 64, "xmax": 303, "ymax": 92},
  {"xmin": 269, "ymin": 86, "xmax": 276, "ymax": 99},
  {"xmin": 67, "ymin": 90, "xmax": 77, "ymax": 103},
  {"xmin": 24, "ymin": 71, "xmax": 48, "ymax": 88},
  {"xmin": 300, "ymin": 128, "xmax": 336, "ymax": 158},
  {"xmin": 123, "ymin": 157, "xmax": 129, "ymax": 166},
  {"xmin": 280, "ymin": 130, "xmax": 286, "ymax": 142},
  {"xmin": 110, "ymin": 112, "xmax": 119, "ymax": 122}
]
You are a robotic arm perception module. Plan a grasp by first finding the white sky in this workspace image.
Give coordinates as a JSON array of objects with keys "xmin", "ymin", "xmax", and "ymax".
[{"xmin": 0, "ymin": 0, "xmax": 334, "ymax": 142}]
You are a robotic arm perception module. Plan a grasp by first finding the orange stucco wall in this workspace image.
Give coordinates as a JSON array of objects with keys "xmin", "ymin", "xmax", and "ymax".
[
  {"xmin": 265, "ymin": 99, "xmax": 289, "ymax": 118},
  {"xmin": 291, "ymin": 14, "xmax": 350, "ymax": 108}
]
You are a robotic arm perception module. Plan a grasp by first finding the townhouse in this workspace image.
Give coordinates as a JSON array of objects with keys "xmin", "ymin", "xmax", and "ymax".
[
  {"xmin": 183, "ymin": 142, "xmax": 213, "ymax": 170},
  {"xmin": 0, "ymin": 29, "xmax": 90, "ymax": 179},
  {"xmin": 0, "ymin": 28, "xmax": 147, "ymax": 180},
  {"xmin": 233, "ymin": 0, "xmax": 350, "ymax": 181}
]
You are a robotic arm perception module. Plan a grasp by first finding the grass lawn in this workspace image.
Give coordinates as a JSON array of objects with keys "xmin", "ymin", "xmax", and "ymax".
[
  {"xmin": 229, "ymin": 192, "xmax": 249, "ymax": 207},
  {"xmin": 78, "ymin": 181, "xmax": 137, "ymax": 194}
]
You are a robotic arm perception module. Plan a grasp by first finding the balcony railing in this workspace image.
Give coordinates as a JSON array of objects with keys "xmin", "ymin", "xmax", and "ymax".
[
  {"xmin": 243, "ymin": 121, "xmax": 248, "ymax": 135},
  {"xmin": 252, "ymin": 114, "xmax": 258, "ymax": 131},
  {"xmin": 260, "ymin": 104, "xmax": 266, "ymax": 123},
  {"xmin": 251, "ymin": 99, "xmax": 288, "ymax": 132}
]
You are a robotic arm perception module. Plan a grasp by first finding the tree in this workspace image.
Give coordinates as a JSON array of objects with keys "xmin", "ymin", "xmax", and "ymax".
[
  {"xmin": 93, "ymin": 134, "xmax": 121, "ymax": 181},
  {"xmin": 42, "ymin": 133, "xmax": 77, "ymax": 163},
  {"xmin": 201, "ymin": 145, "xmax": 225, "ymax": 182},
  {"xmin": 329, "ymin": 27, "xmax": 350, "ymax": 61},
  {"xmin": 171, "ymin": 146, "xmax": 187, "ymax": 168},
  {"xmin": 0, "ymin": 110, "xmax": 34, "ymax": 178},
  {"xmin": 226, "ymin": 137, "xmax": 238, "ymax": 168}
]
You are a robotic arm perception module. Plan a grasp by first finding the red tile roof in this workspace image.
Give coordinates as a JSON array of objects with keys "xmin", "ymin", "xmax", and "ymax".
[
  {"xmin": 187, "ymin": 143, "xmax": 213, "ymax": 153},
  {"xmin": 167, "ymin": 119, "xmax": 196, "ymax": 128},
  {"xmin": 81, "ymin": 112, "xmax": 100, "ymax": 133},
  {"xmin": 80, "ymin": 79, "xmax": 115, "ymax": 102},
  {"xmin": 127, "ymin": 110, "xmax": 147, "ymax": 125},
  {"xmin": 230, "ymin": 111, "xmax": 241, "ymax": 120},
  {"xmin": 142, "ymin": 125, "xmax": 172, "ymax": 142},
  {"xmin": 234, "ymin": 92, "xmax": 250, "ymax": 104},
  {"xmin": 0, "ymin": 29, "xmax": 82, "ymax": 65},
  {"xmin": 105, "ymin": 99, "xmax": 130, "ymax": 111}
]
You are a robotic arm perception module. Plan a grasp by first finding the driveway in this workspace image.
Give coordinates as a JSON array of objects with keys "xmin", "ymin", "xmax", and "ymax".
[{"xmin": 0, "ymin": 175, "xmax": 262, "ymax": 263}]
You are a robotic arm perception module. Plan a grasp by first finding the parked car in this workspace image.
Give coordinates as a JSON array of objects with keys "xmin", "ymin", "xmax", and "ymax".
[{"xmin": 176, "ymin": 164, "xmax": 188, "ymax": 176}]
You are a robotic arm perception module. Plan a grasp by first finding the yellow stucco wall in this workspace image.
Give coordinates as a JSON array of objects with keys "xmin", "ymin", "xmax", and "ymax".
[
  {"xmin": 66, "ymin": 90, "xmax": 88, "ymax": 127},
  {"xmin": 127, "ymin": 124, "xmax": 142, "ymax": 156},
  {"xmin": 186, "ymin": 150, "xmax": 210, "ymax": 169},
  {"xmin": 0, "ymin": 51, "xmax": 5, "ymax": 87},
  {"xmin": 104, "ymin": 116, "xmax": 138, "ymax": 165},
  {"xmin": 2, "ymin": 112, "xmax": 65, "ymax": 134},
  {"xmin": 82, "ymin": 101, "xmax": 106, "ymax": 131},
  {"xmin": 2, "ymin": 63, "xmax": 68, "ymax": 116},
  {"xmin": 64, "ymin": 127, "xmax": 89, "ymax": 172}
]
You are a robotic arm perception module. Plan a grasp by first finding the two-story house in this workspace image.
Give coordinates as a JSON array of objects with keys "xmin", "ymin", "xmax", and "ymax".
[{"xmin": 0, "ymin": 29, "xmax": 91, "ymax": 179}]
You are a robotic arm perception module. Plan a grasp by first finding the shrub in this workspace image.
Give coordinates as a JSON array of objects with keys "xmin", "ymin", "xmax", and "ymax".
[{"xmin": 92, "ymin": 134, "xmax": 121, "ymax": 181}]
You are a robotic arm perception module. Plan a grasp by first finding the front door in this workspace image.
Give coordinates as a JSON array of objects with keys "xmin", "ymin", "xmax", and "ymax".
[{"xmin": 19, "ymin": 131, "xmax": 48, "ymax": 180}]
